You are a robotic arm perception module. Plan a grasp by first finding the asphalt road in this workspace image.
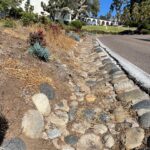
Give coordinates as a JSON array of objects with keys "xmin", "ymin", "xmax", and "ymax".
[{"xmin": 99, "ymin": 35, "xmax": 150, "ymax": 74}]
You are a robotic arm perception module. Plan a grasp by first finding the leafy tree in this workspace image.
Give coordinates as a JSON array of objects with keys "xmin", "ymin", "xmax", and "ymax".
[
  {"xmin": 0, "ymin": 0, "xmax": 23, "ymax": 18},
  {"xmin": 121, "ymin": 0, "xmax": 150, "ymax": 28},
  {"xmin": 110, "ymin": 0, "xmax": 128, "ymax": 22},
  {"xmin": 41, "ymin": 0, "xmax": 100, "ymax": 21},
  {"xmin": 24, "ymin": 0, "xmax": 34, "ymax": 13}
]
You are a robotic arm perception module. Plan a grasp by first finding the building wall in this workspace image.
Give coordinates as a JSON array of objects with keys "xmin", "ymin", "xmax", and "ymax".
[{"xmin": 21, "ymin": 0, "xmax": 48, "ymax": 15}]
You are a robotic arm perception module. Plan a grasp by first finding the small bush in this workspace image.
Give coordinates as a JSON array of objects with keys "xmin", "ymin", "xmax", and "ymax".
[
  {"xmin": 70, "ymin": 20, "xmax": 83, "ymax": 30},
  {"xmin": 140, "ymin": 29, "xmax": 150, "ymax": 34},
  {"xmin": 28, "ymin": 30, "xmax": 50, "ymax": 61},
  {"xmin": 21, "ymin": 12, "xmax": 38, "ymax": 26},
  {"xmin": 28, "ymin": 30, "xmax": 46, "ymax": 46},
  {"xmin": 28, "ymin": 42, "xmax": 50, "ymax": 62},
  {"xmin": 50, "ymin": 24, "xmax": 62, "ymax": 36},
  {"xmin": 39, "ymin": 16, "xmax": 51, "ymax": 25},
  {"xmin": 3, "ymin": 19, "xmax": 16, "ymax": 28}
]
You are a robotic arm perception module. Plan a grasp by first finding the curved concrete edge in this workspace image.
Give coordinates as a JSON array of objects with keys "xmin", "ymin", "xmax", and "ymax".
[{"xmin": 96, "ymin": 38, "xmax": 150, "ymax": 92}]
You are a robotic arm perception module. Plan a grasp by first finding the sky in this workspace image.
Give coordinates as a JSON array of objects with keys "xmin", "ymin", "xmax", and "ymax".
[
  {"xmin": 98, "ymin": 0, "xmax": 113, "ymax": 16},
  {"xmin": 21, "ymin": 0, "xmax": 114, "ymax": 16}
]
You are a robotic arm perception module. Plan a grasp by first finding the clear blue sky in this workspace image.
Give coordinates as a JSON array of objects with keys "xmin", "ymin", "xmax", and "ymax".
[{"xmin": 98, "ymin": 0, "xmax": 114, "ymax": 16}]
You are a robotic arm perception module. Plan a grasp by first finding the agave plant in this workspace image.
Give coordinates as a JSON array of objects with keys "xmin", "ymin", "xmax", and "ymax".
[{"xmin": 28, "ymin": 42, "xmax": 50, "ymax": 62}]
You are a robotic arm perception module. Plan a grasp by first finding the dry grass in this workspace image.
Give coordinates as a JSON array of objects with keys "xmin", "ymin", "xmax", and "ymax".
[{"xmin": 0, "ymin": 58, "xmax": 52, "ymax": 89}]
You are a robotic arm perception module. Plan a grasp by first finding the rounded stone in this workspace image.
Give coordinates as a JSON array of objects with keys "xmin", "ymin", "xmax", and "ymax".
[
  {"xmin": 39, "ymin": 83, "xmax": 55, "ymax": 100},
  {"xmin": 64, "ymin": 135, "xmax": 78, "ymax": 145},
  {"xmin": 125, "ymin": 128, "xmax": 144, "ymax": 149},
  {"xmin": 83, "ymin": 109, "xmax": 95, "ymax": 121},
  {"xmin": 32, "ymin": 93, "xmax": 51, "ymax": 116},
  {"xmin": 132, "ymin": 100, "xmax": 150, "ymax": 110},
  {"xmin": 47, "ymin": 128, "xmax": 61, "ymax": 139},
  {"xmin": 22, "ymin": 110, "xmax": 44, "ymax": 139},
  {"xmin": 49, "ymin": 110, "xmax": 69, "ymax": 127},
  {"xmin": 85, "ymin": 94, "xmax": 96, "ymax": 102},
  {"xmin": 54, "ymin": 100, "xmax": 69, "ymax": 112},
  {"xmin": 104, "ymin": 134, "xmax": 115, "ymax": 148},
  {"xmin": 93, "ymin": 124, "xmax": 108, "ymax": 135},
  {"xmin": 77, "ymin": 133, "xmax": 103, "ymax": 150},
  {"xmin": 1, "ymin": 138, "xmax": 26, "ymax": 150},
  {"xmin": 139, "ymin": 112, "xmax": 150, "ymax": 128}
]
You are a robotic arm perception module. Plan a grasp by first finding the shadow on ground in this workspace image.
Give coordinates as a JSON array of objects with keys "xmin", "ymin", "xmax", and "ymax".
[{"xmin": 0, "ymin": 114, "xmax": 9, "ymax": 145}]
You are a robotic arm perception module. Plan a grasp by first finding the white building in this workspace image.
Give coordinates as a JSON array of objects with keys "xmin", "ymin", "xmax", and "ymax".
[{"xmin": 21, "ymin": 0, "xmax": 48, "ymax": 15}]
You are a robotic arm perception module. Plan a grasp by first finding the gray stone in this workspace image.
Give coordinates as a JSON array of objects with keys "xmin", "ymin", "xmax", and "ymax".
[
  {"xmin": 99, "ymin": 113, "xmax": 110, "ymax": 122},
  {"xmin": 69, "ymin": 107, "xmax": 77, "ymax": 121},
  {"xmin": 64, "ymin": 135, "xmax": 78, "ymax": 145},
  {"xmin": 132, "ymin": 100, "xmax": 150, "ymax": 109},
  {"xmin": 22, "ymin": 110, "xmax": 44, "ymax": 139},
  {"xmin": 102, "ymin": 58, "xmax": 112, "ymax": 65},
  {"xmin": 95, "ymin": 47, "xmax": 103, "ymax": 53},
  {"xmin": 139, "ymin": 112, "xmax": 150, "ymax": 128},
  {"xmin": 86, "ymin": 80, "xmax": 97, "ymax": 87},
  {"xmin": 117, "ymin": 89, "xmax": 149, "ymax": 104},
  {"xmin": 39, "ymin": 83, "xmax": 55, "ymax": 100},
  {"xmin": 83, "ymin": 109, "xmax": 95, "ymax": 121},
  {"xmin": 47, "ymin": 128, "xmax": 61, "ymax": 139},
  {"xmin": 1, "ymin": 138, "xmax": 26, "ymax": 150},
  {"xmin": 109, "ymin": 67, "xmax": 120, "ymax": 75}
]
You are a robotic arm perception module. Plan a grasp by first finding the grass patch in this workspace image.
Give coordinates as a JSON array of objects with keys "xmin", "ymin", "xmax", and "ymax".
[{"xmin": 82, "ymin": 25, "xmax": 136, "ymax": 34}]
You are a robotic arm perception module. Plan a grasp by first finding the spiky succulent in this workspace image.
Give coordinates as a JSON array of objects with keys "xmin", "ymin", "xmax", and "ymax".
[{"xmin": 29, "ymin": 42, "xmax": 50, "ymax": 62}]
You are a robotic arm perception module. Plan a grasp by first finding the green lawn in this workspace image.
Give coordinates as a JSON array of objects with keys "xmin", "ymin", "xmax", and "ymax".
[{"xmin": 82, "ymin": 25, "xmax": 136, "ymax": 33}]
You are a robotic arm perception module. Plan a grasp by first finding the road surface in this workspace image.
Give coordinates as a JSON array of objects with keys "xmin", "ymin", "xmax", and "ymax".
[{"xmin": 99, "ymin": 35, "xmax": 150, "ymax": 74}]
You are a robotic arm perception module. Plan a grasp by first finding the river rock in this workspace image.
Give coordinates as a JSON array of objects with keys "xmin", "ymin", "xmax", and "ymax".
[
  {"xmin": 83, "ymin": 109, "xmax": 95, "ymax": 121},
  {"xmin": 1, "ymin": 138, "xmax": 26, "ymax": 150},
  {"xmin": 93, "ymin": 124, "xmax": 108, "ymax": 135},
  {"xmin": 39, "ymin": 83, "xmax": 55, "ymax": 100},
  {"xmin": 22, "ymin": 110, "xmax": 44, "ymax": 139},
  {"xmin": 54, "ymin": 100, "xmax": 69, "ymax": 112},
  {"xmin": 85, "ymin": 94, "xmax": 96, "ymax": 102},
  {"xmin": 125, "ymin": 127, "xmax": 144, "ymax": 149},
  {"xmin": 32, "ymin": 93, "xmax": 51, "ymax": 116},
  {"xmin": 64, "ymin": 135, "xmax": 78, "ymax": 145},
  {"xmin": 49, "ymin": 110, "xmax": 69, "ymax": 127},
  {"xmin": 139, "ymin": 112, "xmax": 150, "ymax": 128},
  {"xmin": 104, "ymin": 134, "xmax": 115, "ymax": 148},
  {"xmin": 77, "ymin": 133, "xmax": 103, "ymax": 150},
  {"xmin": 47, "ymin": 128, "xmax": 61, "ymax": 139},
  {"xmin": 117, "ymin": 89, "xmax": 149, "ymax": 104},
  {"xmin": 114, "ymin": 81, "xmax": 135, "ymax": 93},
  {"xmin": 132, "ymin": 100, "xmax": 150, "ymax": 109},
  {"xmin": 114, "ymin": 107, "xmax": 129, "ymax": 123},
  {"xmin": 72, "ymin": 121, "xmax": 91, "ymax": 134},
  {"xmin": 132, "ymin": 100, "xmax": 150, "ymax": 116}
]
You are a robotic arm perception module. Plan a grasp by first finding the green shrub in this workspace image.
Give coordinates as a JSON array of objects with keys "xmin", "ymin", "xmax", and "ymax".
[
  {"xmin": 28, "ymin": 42, "xmax": 50, "ymax": 62},
  {"xmin": 70, "ymin": 20, "xmax": 83, "ymax": 30},
  {"xmin": 39, "ymin": 16, "xmax": 51, "ymax": 25},
  {"xmin": 140, "ymin": 29, "xmax": 150, "ymax": 34},
  {"xmin": 21, "ymin": 12, "xmax": 38, "ymax": 26},
  {"xmin": 3, "ymin": 19, "xmax": 16, "ymax": 28}
]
